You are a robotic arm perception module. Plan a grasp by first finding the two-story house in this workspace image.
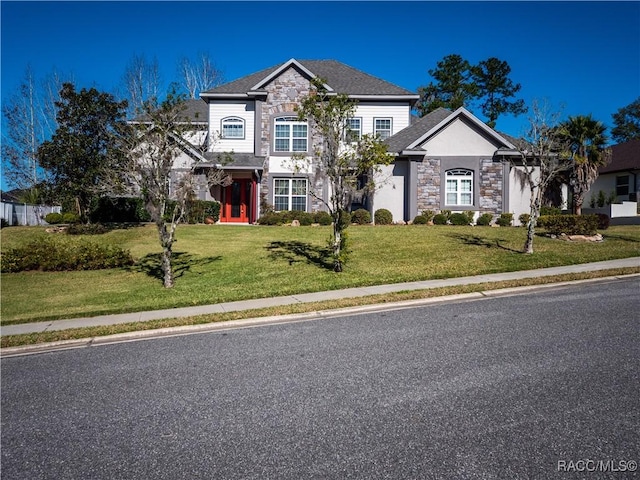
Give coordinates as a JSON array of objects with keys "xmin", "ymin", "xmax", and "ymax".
[{"xmin": 183, "ymin": 58, "xmax": 534, "ymax": 224}]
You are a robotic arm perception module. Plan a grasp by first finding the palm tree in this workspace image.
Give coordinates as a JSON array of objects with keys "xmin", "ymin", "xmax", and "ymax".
[{"xmin": 560, "ymin": 115, "xmax": 611, "ymax": 215}]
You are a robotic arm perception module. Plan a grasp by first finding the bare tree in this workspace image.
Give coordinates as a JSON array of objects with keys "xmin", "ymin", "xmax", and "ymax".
[
  {"xmin": 509, "ymin": 100, "xmax": 573, "ymax": 254},
  {"xmin": 122, "ymin": 54, "xmax": 162, "ymax": 115},
  {"xmin": 178, "ymin": 52, "xmax": 224, "ymax": 98},
  {"xmin": 294, "ymin": 78, "xmax": 393, "ymax": 272},
  {"xmin": 117, "ymin": 89, "xmax": 229, "ymax": 288}
]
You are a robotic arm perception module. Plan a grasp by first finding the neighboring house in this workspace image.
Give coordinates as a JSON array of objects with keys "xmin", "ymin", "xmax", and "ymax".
[
  {"xmin": 173, "ymin": 58, "xmax": 538, "ymax": 223},
  {"xmin": 584, "ymin": 139, "xmax": 640, "ymax": 206}
]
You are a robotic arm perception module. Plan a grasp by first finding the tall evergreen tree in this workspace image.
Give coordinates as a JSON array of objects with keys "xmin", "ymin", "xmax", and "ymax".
[
  {"xmin": 611, "ymin": 97, "xmax": 640, "ymax": 143},
  {"xmin": 416, "ymin": 54, "xmax": 478, "ymax": 116},
  {"xmin": 470, "ymin": 57, "xmax": 527, "ymax": 128}
]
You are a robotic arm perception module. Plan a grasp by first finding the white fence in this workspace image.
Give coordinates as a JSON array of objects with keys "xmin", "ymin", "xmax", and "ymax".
[{"xmin": 1, "ymin": 202, "xmax": 62, "ymax": 226}]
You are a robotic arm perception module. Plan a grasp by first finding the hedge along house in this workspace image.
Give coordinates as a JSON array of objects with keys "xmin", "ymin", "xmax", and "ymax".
[{"xmin": 174, "ymin": 58, "xmax": 537, "ymax": 224}]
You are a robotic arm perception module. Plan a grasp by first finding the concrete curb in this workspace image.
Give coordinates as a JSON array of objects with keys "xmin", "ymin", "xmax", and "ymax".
[{"xmin": 2, "ymin": 274, "xmax": 637, "ymax": 358}]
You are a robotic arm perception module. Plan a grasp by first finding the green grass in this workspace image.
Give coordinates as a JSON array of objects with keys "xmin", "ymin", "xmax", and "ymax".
[{"xmin": 1, "ymin": 223, "xmax": 639, "ymax": 325}]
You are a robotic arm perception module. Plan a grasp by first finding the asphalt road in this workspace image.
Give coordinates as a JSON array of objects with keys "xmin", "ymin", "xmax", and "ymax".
[{"xmin": 2, "ymin": 277, "xmax": 639, "ymax": 479}]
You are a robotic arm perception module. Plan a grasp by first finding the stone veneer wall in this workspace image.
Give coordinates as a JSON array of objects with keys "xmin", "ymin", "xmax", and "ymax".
[
  {"xmin": 478, "ymin": 159, "xmax": 503, "ymax": 212},
  {"xmin": 259, "ymin": 66, "xmax": 328, "ymax": 213},
  {"xmin": 416, "ymin": 157, "xmax": 504, "ymax": 214},
  {"xmin": 416, "ymin": 159, "xmax": 441, "ymax": 211}
]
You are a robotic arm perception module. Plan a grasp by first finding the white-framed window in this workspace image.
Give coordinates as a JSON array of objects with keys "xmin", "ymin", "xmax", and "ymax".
[
  {"xmin": 616, "ymin": 175, "xmax": 630, "ymax": 196},
  {"xmin": 274, "ymin": 178, "xmax": 308, "ymax": 211},
  {"xmin": 445, "ymin": 169, "xmax": 474, "ymax": 206},
  {"xmin": 374, "ymin": 118, "xmax": 392, "ymax": 140},
  {"xmin": 221, "ymin": 117, "xmax": 245, "ymax": 139},
  {"xmin": 345, "ymin": 117, "xmax": 362, "ymax": 142},
  {"xmin": 274, "ymin": 116, "xmax": 307, "ymax": 152}
]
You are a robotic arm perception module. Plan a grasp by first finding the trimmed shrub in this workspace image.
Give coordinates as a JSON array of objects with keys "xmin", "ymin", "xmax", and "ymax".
[
  {"xmin": 412, "ymin": 215, "xmax": 429, "ymax": 225},
  {"xmin": 496, "ymin": 213, "xmax": 513, "ymax": 227},
  {"xmin": 433, "ymin": 213, "xmax": 448, "ymax": 225},
  {"xmin": 519, "ymin": 213, "xmax": 531, "ymax": 226},
  {"xmin": 164, "ymin": 200, "xmax": 221, "ymax": 224},
  {"xmin": 374, "ymin": 208, "xmax": 393, "ymax": 225},
  {"xmin": 449, "ymin": 212, "xmax": 470, "ymax": 225},
  {"xmin": 540, "ymin": 206, "xmax": 562, "ymax": 216},
  {"xmin": 338, "ymin": 210, "xmax": 352, "ymax": 229},
  {"xmin": 62, "ymin": 212, "xmax": 80, "ymax": 224},
  {"xmin": 257, "ymin": 212, "xmax": 285, "ymax": 225},
  {"xmin": 538, "ymin": 214, "xmax": 599, "ymax": 235},
  {"xmin": 595, "ymin": 213, "xmax": 610, "ymax": 230},
  {"xmin": 421, "ymin": 210, "xmax": 435, "ymax": 223},
  {"xmin": 45, "ymin": 212, "xmax": 63, "ymax": 224},
  {"xmin": 351, "ymin": 208, "xmax": 372, "ymax": 225},
  {"xmin": 476, "ymin": 213, "xmax": 493, "ymax": 226},
  {"xmin": 463, "ymin": 211, "xmax": 475, "ymax": 224},
  {"xmin": 1, "ymin": 235, "xmax": 134, "ymax": 273},
  {"xmin": 314, "ymin": 211, "xmax": 333, "ymax": 225}
]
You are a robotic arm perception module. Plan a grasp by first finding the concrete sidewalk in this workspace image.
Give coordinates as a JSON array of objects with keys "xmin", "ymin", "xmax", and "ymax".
[{"xmin": 2, "ymin": 257, "xmax": 639, "ymax": 337}]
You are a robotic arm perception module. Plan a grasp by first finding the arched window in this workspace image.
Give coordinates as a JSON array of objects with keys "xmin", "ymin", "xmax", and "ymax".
[
  {"xmin": 221, "ymin": 117, "xmax": 245, "ymax": 139},
  {"xmin": 445, "ymin": 169, "xmax": 474, "ymax": 206},
  {"xmin": 274, "ymin": 116, "xmax": 307, "ymax": 152}
]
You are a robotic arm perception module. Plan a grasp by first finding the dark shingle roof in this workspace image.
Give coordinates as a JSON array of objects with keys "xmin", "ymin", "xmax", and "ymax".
[
  {"xmin": 131, "ymin": 98, "xmax": 208, "ymax": 123},
  {"xmin": 202, "ymin": 59, "xmax": 417, "ymax": 97},
  {"xmin": 202, "ymin": 152, "xmax": 265, "ymax": 169},
  {"xmin": 182, "ymin": 98, "xmax": 208, "ymax": 122},
  {"xmin": 384, "ymin": 108, "xmax": 452, "ymax": 153},
  {"xmin": 599, "ymin": 139, "xmax": 640, "ymax": 173}
]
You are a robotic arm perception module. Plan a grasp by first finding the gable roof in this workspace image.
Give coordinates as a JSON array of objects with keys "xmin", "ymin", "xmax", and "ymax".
[
  {"xmin": 201, "ymin": 58, "xmax": 419, "ymax": 100},
  {"xmin": 599, "ymin": 139, "xmax": 640, "ymax": 173},
  {"xmin": 385, "ymin": 107, "xmax": 516, "ymax": 155}
]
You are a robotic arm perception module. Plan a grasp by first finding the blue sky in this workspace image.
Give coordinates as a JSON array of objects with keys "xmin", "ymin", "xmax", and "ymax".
[{"xmin": 1, "ymin": 1, "xmax": 639, "ymax": 189}]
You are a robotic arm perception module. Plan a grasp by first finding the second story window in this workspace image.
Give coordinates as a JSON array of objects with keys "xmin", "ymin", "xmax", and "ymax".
[
  {"xmin": 221, "ymin": 117, "xmax": 245, "ymax": 139},
  {"xmin": 274, "ymin": 116, "xmax": 307, "ymax": 152},
  {"xmin": 374, "ymin": 118, "xmax": 392, "ymax": 140},
  {"xmin": 345, "ymin": 117, "xmax": 362, "ymax": 142}
]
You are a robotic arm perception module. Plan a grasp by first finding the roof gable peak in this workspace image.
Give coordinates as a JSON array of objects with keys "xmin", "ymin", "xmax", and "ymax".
[{"xmin": 250, "ymin": 58, "xmax": 333, "ymax": 92}]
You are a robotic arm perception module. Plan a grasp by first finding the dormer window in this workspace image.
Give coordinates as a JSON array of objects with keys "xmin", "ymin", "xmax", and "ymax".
[
  {"xmin": 274, "ymin": 116, "xmax": 307, "ymax": 152},
  {"xmin": 221, "ymin": 117, "xmax": 245, "ymax": 139}
]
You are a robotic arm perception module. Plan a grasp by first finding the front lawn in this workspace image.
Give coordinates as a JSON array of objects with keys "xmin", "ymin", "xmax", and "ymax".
[{"xmin": 1, "ymin": 223, "xmax": 638, "ymax": 324}]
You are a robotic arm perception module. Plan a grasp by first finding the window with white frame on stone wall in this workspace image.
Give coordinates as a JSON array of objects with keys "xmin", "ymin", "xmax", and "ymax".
[
  {"xmin": 274, "ymin": 116, "xmax": 307, "ymax": 152},
  {"xmin": 274, "ymin": 178, "xmax": 308, "ymax": 211},
  {"xmin": 221, "ymin": 117, "xmax": 245, "ymax": 139},
  {"xmin": 445, "ymin": 169, "xmax": 474, "ymax": 206}
]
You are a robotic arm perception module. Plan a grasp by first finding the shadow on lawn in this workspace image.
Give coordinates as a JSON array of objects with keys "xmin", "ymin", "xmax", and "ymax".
[
  {"xmin": 266, "ymin": 241, "xmax": 334, "ymax": 270},
  {"xmin": 446, "ymin": 233, "xmax": 523, "ymax": 253},
  {"xmin": 129, "ymin": 252, "xmax": 222, "ymax": 283}
]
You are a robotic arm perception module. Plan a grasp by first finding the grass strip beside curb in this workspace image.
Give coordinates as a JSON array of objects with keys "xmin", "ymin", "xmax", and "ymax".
[{"xmin": 2, "ymin": 267, "xmax": 638, "ymax": 350}]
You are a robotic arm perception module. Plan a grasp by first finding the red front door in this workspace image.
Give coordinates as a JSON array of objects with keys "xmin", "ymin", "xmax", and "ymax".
[{"xmin": 222, "ymin": 179, "xmax": 250, "ymax": 223}]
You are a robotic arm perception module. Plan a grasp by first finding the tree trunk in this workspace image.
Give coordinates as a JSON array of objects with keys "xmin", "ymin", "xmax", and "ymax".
[
  {"xmin": 333, "ymin": 222, "xmax": 343, "ymax": 273},
  {"xmin": 523, "ymin": 185, "xmax": 541, "ymax": 254},
  {"xmin": 157, "ymin": 222, "xmax": 175, "ymax": 288},
  {"xmin": 161, "ymin": 245, "xmax": 174, "ymax": 288}
]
